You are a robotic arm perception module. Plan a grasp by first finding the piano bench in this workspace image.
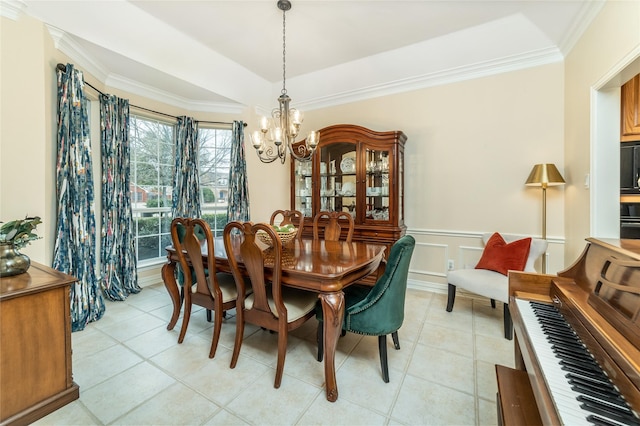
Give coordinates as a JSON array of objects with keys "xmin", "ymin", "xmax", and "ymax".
[{"xmin": 495, "ymin": 364, "xmax": 542, "ymax": 426}]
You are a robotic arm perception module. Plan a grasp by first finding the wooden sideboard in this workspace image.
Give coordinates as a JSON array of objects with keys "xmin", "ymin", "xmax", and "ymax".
[{"xmin": 0, "ymin": 262, "xmax": 79, "ymax": 426}]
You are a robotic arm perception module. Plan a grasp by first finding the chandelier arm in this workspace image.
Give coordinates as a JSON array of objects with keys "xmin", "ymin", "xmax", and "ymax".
[
  {"xmin": 289, "ymin": 145, "xmax": 315, "ymax": 162},
  {"xmin": 255, "ymin": 146, "xmax": 285, "ymax": 164}
]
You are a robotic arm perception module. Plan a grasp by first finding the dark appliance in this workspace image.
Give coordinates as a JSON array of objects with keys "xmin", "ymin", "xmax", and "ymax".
[
  {"xmin": 621, "ymin": 142, "xmax": 640, "ymax": 193},
  {"xmin": 620, "ymin": 199, "xmax": 640, "ymax": 239}
]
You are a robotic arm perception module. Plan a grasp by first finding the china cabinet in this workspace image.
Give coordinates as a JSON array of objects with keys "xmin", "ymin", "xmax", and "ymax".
[{"xmin": 290, "ymin": 124, "xmax": 407, "ymax": 267}]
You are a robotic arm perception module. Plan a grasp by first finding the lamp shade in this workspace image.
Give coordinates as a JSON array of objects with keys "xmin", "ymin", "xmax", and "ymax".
[{"xmin": 525, "ymin": 163, "xmax": 565, "ymax": 187}]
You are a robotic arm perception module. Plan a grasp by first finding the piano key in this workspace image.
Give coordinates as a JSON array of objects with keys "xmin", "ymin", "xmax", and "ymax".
[
  {"xmin": 567, "ymin": 375, "xmax": 620, "ymax": 397},
  {"xmin": 587, "ymin": 414, "xmax": 628, "ymax": 426},
  {"xmin": 561, "ymin": 364, "xmax": 611, "ymax": 383},
  {"xmin": 570, "ymin": 382, "xmax": 627, "ymax": 406},
  {"xmin": 571, "ymin": 385, "xmax": 625, "ymax": 407},
  {"xmin": 578, "ymin": 396, "xmax": 640, "ymax": 425},
  {"xmin": 516, "ymin": 299, "xmax": 640, "ymax": 426},
  {"xmin": 559, "ymin": 358, "xmax": 608, "ymax": 377},
  {"xmin": 578, "ymin": 394, "xmax": 637, "ymax": 415}
]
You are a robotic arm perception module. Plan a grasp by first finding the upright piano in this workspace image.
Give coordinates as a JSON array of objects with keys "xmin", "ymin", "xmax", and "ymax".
[{"xmin": 496, "ymin": 238, "xmax": 640, "ymax": 426}]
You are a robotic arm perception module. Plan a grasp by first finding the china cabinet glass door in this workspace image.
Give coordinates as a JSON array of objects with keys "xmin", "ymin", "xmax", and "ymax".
[
  {"xmin": 364, "ymin": 147, "xmax": 391, "ymax": 222},
  {"xmin": 320, "ymin": 142, "xmax": 357, "ymax": 219},
  {"xmin": 293, "ymin": 160, "xmax": 313, "ymax": 217}
]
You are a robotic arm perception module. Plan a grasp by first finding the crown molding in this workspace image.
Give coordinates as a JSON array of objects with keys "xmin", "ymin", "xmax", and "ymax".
[
  {"xmin": 0, "ymin": 0, "xmax": 26, "ymax": 20},
  {"xmin": 296, "ymin": 46, "xmax": 563, "ymax": 111},
  {"xmin": 557, "ymin": 1, "xmax": 606, "ymax": 57},
  {"xmin": 46, "ymin": 26, "xmax": 243, "ymax": 114},
  {"xmin": 106, "ymin": 73, "xmax": 244, "ymax": 115},
  {"xmin": 46, "ymin": 25, "xmax": 109, "ymax": 82},
  {"xmin": 45, "ymin": 21, "xmax": 565, "ymax": 115}
]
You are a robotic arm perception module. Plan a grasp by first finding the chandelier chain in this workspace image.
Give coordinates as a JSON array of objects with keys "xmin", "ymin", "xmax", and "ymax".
[{"xmin": 281, "ymin": 8, "xmax": 287, "ymax": 96}]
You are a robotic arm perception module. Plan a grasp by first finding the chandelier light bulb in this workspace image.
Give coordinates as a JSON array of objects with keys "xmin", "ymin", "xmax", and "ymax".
[
  {"xmin": 259, "ymin": 116, "xmax": 270, "ymax": 132},
  {"xmin": 291, "ymin": 109, "xmax": 302, "ymax": 125}
]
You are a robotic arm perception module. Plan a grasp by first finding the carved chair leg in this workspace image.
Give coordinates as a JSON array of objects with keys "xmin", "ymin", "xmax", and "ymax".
[
  {"xmin": 446, "ymin": 284, "xmax": 456, "ymax": 312},
  {"xmin": 391, "ymin": 331, "xmax": 400, "ymax": 350},
  {"xmin": 503, "ymin": 303, "xmax": 513, "ymax": 340},
  {"xmin": 378, "ymin": 335, "xmax": 389, "ymax": 383},
  {"xmin": 206, "ymin": 309, "xmax": 212, "ymax": 322},
  {"xmin": 491, "ymin": 299, "xmax": 496, "ymax": 309}
]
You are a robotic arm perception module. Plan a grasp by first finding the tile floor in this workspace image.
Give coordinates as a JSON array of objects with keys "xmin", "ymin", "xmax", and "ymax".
[{"xmin": 35, "ymin": 284, "xmax": 515, "ymax": 425}]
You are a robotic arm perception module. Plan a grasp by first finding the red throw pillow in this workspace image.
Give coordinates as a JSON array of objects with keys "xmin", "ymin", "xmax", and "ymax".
[{"xmin": 475, "ymin": 233, "xmax": 532, "ymax": 276}]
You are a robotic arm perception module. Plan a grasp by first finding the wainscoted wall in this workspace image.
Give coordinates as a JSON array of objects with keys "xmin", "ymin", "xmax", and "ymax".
[
  {"xmin": 139, "ymin": 229, "xmax": 566, "ymax": 303},
  {"xmin": 406, "ymin": 229, "xmax": 566, "ymax": 297}
]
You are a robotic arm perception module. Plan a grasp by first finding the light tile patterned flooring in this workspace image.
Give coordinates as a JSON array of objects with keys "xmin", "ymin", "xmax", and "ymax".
[{"xmin": 35, "ymin": 284, "xmax": 515, "ymax": 425}]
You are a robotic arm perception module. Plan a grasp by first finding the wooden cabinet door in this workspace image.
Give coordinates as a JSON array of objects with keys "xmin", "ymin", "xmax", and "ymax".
[{"xmin": 621, "ymin": 74, "xmax": 640, "ymax": 142}]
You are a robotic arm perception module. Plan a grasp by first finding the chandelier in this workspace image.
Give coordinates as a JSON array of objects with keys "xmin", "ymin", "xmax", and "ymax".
[{"xmin": 250, "ymin": 0, "xmax": 319, "ymax": 164}]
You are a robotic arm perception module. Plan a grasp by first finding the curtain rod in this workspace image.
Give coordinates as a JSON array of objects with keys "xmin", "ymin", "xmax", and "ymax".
[{"xmin": 56, "ymin": 63, "xmax": 246, "ymax": 127}]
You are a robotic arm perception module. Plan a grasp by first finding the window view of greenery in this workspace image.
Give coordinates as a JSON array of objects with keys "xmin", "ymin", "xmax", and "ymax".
[
  {"xmin": 129, "ymin": 116, "xmax": 232, "ymax": 266},
  {"xmin": 198, "ymin": 127, "xmax": 232, "ymax": 237},
  {"xmin": 130, "ymin": 115, "xmax": 174, "ymax": 265}
]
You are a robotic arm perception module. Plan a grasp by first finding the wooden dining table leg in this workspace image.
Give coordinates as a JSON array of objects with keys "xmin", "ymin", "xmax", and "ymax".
[
  {"xmin": 319, "ymin": 290, "xmax": 345, "ymax": 402},
  {"xmin": 161, "ymin": 262, "xmax": 182, "ymax": 330}
]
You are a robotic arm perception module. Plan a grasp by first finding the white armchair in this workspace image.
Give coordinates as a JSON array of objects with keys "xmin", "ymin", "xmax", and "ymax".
[{"xmin": 445, "ymin": 233, "xmax": 548, "ymax": 340}]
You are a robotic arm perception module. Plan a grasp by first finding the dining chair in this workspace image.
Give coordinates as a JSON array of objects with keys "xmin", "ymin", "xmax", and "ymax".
[
  {"xmin": 170, "ymin": 217, "xmax": 242, "ymax": 358},
  {"xmin": 312, "ymin": 210, "xmax": 354, "ymax": 243},
  {"xmin": 316, "ymin": 235, "xmax": 415, "ymax": 383},
  {"xmin": 270, "ymin": 209, "xmax": 305, "ymax": 241},
  {"xmin": 445, "ymin": 232, "xmax": 548, "ymax": 340},
  {"xmin": 223, "ymin": 221, "xmax": 318, "ymax": 388}
]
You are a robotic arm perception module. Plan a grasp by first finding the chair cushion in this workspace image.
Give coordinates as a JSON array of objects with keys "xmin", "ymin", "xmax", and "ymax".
[
  {"xmin": 475, "ymin": 232, "xmax": 531, "ymax": 276},
  {"xmin": 216, "ymin": 272, "xmax": 242, "ymax": 304},
  {"xmin": 245, "ymin": 287, "xmax": 317, "ymax": 322},
  {"xmin": 448, "ymin": 268, "xmax": 509, "ymax": 303}
]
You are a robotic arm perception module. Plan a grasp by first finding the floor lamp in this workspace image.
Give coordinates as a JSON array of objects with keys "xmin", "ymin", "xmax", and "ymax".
[{"xmin": 525, "ymin": 163, "xmax": 565, "ymax": 273}]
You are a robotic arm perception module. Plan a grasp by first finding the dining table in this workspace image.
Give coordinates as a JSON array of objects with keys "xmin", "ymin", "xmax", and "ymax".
[{"xmin": 161, "ymin": 236, "xmax": 386, "ymax": 402}]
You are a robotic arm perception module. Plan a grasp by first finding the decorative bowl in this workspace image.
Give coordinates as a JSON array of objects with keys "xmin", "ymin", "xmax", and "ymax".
[{"xmin": 256, "ymin": 228, "xmax": 298, "ymax": 247}]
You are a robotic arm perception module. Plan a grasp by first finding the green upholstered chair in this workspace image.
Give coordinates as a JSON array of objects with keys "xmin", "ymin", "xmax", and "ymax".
[{"xmin": 316, "ymin": 234, "xmax": 416, "ymax": 383}]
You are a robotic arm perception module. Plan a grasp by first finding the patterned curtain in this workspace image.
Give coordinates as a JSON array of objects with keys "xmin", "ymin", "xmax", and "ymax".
[
  {"xmin": 172, "ymin": 116, "xmax": 200, "ymax": 218},
  {"xmin": 100, "ymin": 94, "xmax": 141, "ymax": 301},
  {"xmin": 227, "ymin": 121, "xmax": 250, "ymax": 221},
  {"xmin": 54, "ymin": 63, "xmax": 105, "ymax": 332}
]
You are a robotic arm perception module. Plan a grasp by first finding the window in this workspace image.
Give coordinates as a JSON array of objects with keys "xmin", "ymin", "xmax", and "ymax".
[
  {"xmin": 129, "ymin": 116, "xmax": 233, "ymax": 265},
  {"xmin": 198, "ymin": 127, "xmax": 232, "ymax": 237},
  {"xmin": 130, "ymin": 115, "xmax": 174, "ymax": 266}
]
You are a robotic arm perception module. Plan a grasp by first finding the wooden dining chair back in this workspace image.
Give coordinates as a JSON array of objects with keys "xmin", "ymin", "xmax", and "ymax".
[
  {"xmin": 312, "ymin": 211, "xmax": 354, "ymax": 243},
  {"xmin": 170, "ymin": 217, "xmax": 240, "ymax": 358},
  {"xmin": 223, "ymin": 221, "xmax": 317, "ymax": 388},
  {"xmin": 270, "ymin": 209, "xmax": 305, "ymax": 240},
  {"xmin": 270, "ymin": 209, "xmax": 304, "ymax": 227}
]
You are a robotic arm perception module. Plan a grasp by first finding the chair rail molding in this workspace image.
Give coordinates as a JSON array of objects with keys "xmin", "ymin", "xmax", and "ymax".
[{"xmin": 405, "ymin": 228, "xmax": 566, "ymax": 293}]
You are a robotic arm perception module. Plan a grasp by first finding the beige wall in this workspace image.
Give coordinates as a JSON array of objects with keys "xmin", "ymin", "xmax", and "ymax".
[
  {"xmin": 2, "ymin": 1, "xmax": 639, "ymax": 292},
  {"xmin": 301, "ymin": 64, "xmax": 566, "ymax": 287},
  {"xmin": 564, "ymin": 0, "xmax": 640, "ymax": 263},
  {"xmin": 1, "ymin": 15, "xmax": 49, "ymax": 263}
]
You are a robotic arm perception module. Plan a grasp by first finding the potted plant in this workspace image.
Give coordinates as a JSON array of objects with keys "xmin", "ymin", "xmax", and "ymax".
[{"xmin": 0, "ymin": 216, "xmax": 41, "ymax": 277}]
